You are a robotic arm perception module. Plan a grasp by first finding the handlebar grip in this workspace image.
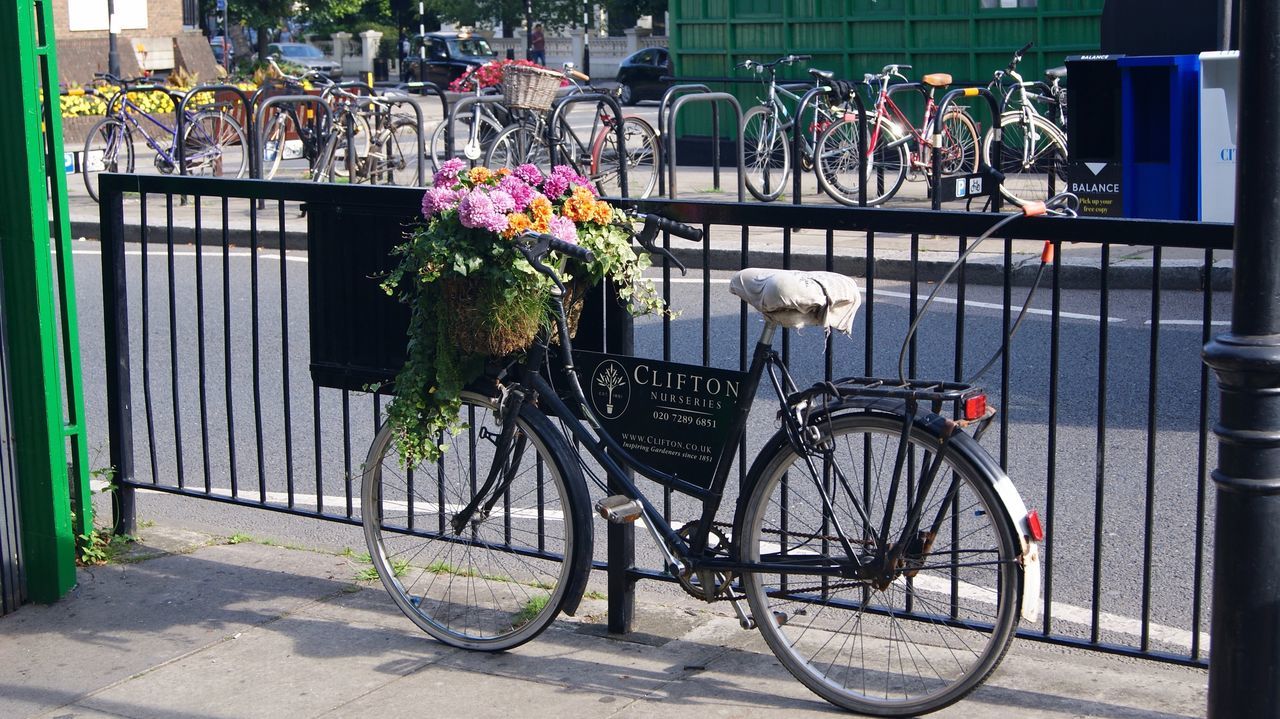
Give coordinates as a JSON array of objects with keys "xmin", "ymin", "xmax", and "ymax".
[
  {"xmin": 1016, "ymin": 41, "xmax": 1034, "ymax": 56},
  {"xmin": 647, "ymin": 215, "xmax": 704, "ymax": 242},
  {"xmin": 792, "ymin": 54, "xmax": 812, "ymax": 61},
  {"xmin": 568, "ymin": 69, "xmax": 590, "ymax": 82},
  {"xmin": 549, "ymin": 237, "xmax": 595, "ymax": 263}
]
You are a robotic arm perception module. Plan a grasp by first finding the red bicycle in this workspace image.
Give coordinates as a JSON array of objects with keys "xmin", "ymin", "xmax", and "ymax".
[{"xmin": 815, "ymin": 64, "xmax": 979, "ymax": 206}]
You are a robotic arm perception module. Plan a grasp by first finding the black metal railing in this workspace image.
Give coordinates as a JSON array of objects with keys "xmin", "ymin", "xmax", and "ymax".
[{"xmin": 95, "ymin": 172, "xmax": 1231, "ymax": 668}]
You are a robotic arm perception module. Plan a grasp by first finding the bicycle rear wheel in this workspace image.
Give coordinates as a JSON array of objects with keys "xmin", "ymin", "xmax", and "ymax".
[
  {"xmin": 590, "ymin": 116, "xmax": 659, "ymax": 198},
  {"xmin": 362, "ymin": 389, "xmax": 592, "ymax": 651},
  {"xmin": 742, "ymin": 105, "xmax": 791, "ymax": 202},
  {"xmin": 367, "ymin": 117, "xmax": 424, "ymax": 185},
  {"xmin": 937, "ymin": 109, "xmax": 979, "ymax": 176},
  {"xmin": 739, "ymin": 412, "xmax": 1021, "ymax": 716},
  {"xmin": 815, "ymin": 113, "xmax": 908, "ymax": 206},
  {"xmin": 179, "ymin": 110, "xmax": 248, "ymax": 179},
  {"xmin": 981, "ymin": 112, "xmax": 1068, "ymax": 206}
]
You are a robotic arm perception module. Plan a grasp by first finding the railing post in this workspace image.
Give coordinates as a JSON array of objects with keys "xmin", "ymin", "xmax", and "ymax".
[
  {"xmin": 99, "ymin": 173, "xmax": 137, "ymax": 537},
  {"xmin": 1203, "ymin": 0, "xmax": 1280, "ymax": 715}
]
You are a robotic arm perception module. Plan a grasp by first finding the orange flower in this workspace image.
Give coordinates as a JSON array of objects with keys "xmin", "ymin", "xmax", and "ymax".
[
  {"xmin": 503, "ymin": 212, "xmax": 532, "ymax": 238},
  {"xmin": 468, "ymin": 166, "xmax": 493, "ymax": 184},
  {"xmin": 561, "ymin": 185, "xmax": 597, "ymax": 223},
  {"xmin": 591, "ymin": 200, "xmax": 613, "ymax": 225},
  {"xmin": 497, "ymin": 167, "xmax": 512, "ymax": 177},
  {"xmin": 528, "ymin": 196, "xmax": 553, "ymax": 232}
]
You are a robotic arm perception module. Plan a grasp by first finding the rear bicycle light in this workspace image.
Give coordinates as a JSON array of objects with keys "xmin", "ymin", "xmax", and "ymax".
[
  {"xmin": 1025, "ymin": 509, "xmax": 1045, "ymax": 542},
  {"xmin": 962, "ymin": 394, "xmax": 987, "ymax": 420}
]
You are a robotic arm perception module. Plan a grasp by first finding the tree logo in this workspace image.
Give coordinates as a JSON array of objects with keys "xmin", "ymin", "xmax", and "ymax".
[{"xmin": 590, "ymin": 360, "xmax": 629, "ymax": 419}]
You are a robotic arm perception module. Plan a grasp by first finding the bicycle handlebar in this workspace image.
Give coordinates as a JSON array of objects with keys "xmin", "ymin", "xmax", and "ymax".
[
  {"xmin": 1008, "ymin": 42, "xmax": 1034, "ymax": 71},
  {"xmin": 641, "ymin": 214, "xmax": 704, "ymax": 242}
]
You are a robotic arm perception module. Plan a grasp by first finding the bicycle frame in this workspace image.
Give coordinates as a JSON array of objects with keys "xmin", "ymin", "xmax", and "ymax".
[
  {"xmin": 107, "ymin": 92, "xmax": 225, "ymax": 169},
  {"xmin": 456, "ymin": 290, "xmax": 993, "ymax": 585},
  {"xmin": 866, "ymin": 74, "xmax": 951, "ymax": 168}
]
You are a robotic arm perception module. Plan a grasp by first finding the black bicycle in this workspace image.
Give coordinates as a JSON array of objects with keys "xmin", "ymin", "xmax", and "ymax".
[{"xmin": 361, "ymin": 209, "xmax": 1049, "ymax": 716}]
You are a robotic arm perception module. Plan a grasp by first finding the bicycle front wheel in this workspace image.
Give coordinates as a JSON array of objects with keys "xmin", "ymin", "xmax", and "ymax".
[
  {"xmin": 484, "ymin": 123, "xmax": 552, "ymax": 171},
  {"xmin": 83, "ymin": 117, "xmax": 135, "ymax": 202},
  {"xmin": 815, "ymin": 113, "xmax": 908, "ymax": 207},
  {"xmin": 430, "ymin": 111, "xmax": 504, "ymax": 171},
  {"xmin": 590, "ymin": 117, "xmax": 659, "ymax": 198},
  {"xmin": 180, "ymin": 110, "xmax": 248, "ymax": 179},
  {"xmin": 739, "ymin": 412, "xmax": 1021, "ymax": 716},
  {"xmin": 937, "ymin": 109, "xmax": 979, "ymax": 177},
  {"xmin": 362, "ymin": 389, "xmax": 592, "ymax": 651},
  {"xmin": 742, "ymin": 105, "xmax": 791, "ymax": 202},
  {"xmin": 981, "ymin": 112, "xmax": 1068, "ymax": 206}
]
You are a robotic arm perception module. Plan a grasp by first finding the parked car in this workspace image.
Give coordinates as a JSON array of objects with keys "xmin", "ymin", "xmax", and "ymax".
[
  {"xmin": 268, "ymin": 42, "xmax": 343, "ymax": 79},
  {"xmin": 402, "ymin": 31, "xmax": 496, "ymax": 86},
  {"xmin": 615, "ymin": 47, "xmax": 673, "ymax": 105}
]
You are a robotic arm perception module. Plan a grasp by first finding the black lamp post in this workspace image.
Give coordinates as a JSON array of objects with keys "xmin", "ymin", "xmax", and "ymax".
[
  {"xmin": 1203, "ymin": 0, "xmax": 1280, "ymax": 716},
  {"xmin": 107, "ymin": 0, "xmax": 120, "ymax": 77}
]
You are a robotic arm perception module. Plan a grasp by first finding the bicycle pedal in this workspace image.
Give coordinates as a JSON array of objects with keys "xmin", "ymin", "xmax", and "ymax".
[{"xmin": 595, "ymin": 495, "xmax": 643, "ymax": 523}]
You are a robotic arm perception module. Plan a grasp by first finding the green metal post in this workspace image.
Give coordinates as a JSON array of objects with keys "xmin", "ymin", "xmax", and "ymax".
[{"xmin": 0, "ymin": 0, "xmax": 93, "ymax": 602}]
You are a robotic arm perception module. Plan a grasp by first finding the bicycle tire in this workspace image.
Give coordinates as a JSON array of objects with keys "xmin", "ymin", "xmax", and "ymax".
[
  {"xmin": 259, "ymin": 110, "xmax": 306, "ymax": 180},
  {"xmin": 83, "ymin": 117, "xmax": 134, "ymax": 202},
  {"xmin": 179, "ymin": 110, "xmax": 248, "ymax": 179},
  {"xmin": 815, "ymin": 113, "xmax": 908, "ymax": 207},
  {"xmin": 937, "ymin": 109, "xmax": 979, "ymax": 177},
  {"xmin": 738, "ymin": 411, "xmax": 1021, "ymax": 716},
  {"xmin": 589, "ymin": 116, "xmax": 659, "ymax": 198},
  {"xmin": 484, "ymin": 122, "xmax": 552, "ymax": 171},
  {"xmin": 368, "ymin": 116, "xmax": 425, "ymax": 186},
  {"xmin": 430, "ymin": 111, "xmax": 504, "ymax": 171},
  {"xmin": 742, "ymin": 105, "xmax": 791, "ymax": 202},
  {"xmin": 981, "ymin": 112, "xmax": 1068, "ymax": 206},
  {"xmin": 362, "ymin": 389, "xmax": 593, "ymax": 652}
]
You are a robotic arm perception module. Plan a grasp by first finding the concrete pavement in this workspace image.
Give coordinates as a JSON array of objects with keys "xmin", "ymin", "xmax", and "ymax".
[{"xmin": 1, "ymin": 525, "xmax": 1207, "ymax": 719}]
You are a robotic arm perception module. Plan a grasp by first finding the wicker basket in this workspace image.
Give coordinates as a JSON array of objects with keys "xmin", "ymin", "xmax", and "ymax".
[
  {"xmin": 441, "ymin": 277, "xmax": 586, "ymax": 357},
  {"xmin": 501, "ymin": 64, "xmax": 563, "ymax": 112}
]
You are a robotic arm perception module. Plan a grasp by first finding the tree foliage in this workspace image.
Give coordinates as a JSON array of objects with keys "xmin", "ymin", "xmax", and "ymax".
[{"xmin": 426, "ymin": 0, "xmax": 585, "ymax": 33}]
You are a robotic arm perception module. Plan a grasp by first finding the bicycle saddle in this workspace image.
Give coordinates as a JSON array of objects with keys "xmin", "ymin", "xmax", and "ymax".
[
  {"xmin": 808, "ymin": 68, "xmax": 835, "ymax": 81},
  {"xmin": 1045, "ymin": 66, "xmax": 1068, "ymax": 80},
  {"xmin": 730, "ymin": 268, "xmax": 862, "ymax": 334},
  {"xmin": 922, "ymin": 73, "xmax": 953, "ymax": 87}
]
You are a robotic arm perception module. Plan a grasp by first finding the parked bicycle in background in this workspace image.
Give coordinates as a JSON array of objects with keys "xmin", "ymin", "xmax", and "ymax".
[
  {"xmin": 483, "ymin": 63, "xmax": 661, "ymax": 198},
  {"xmin": 980, "ymin": 43, "xmax": 1069, "ymax": 206},
  {"xmin": 736, "ymin": 54, "xmax": 860, "ymax": 202},
  {"xmin": 82, "ymin": 73, "xmax": 248, "ymax": 202},
  {"xmin": 813, "ymin": 64, "xmax": 979, "ymax": 207}
]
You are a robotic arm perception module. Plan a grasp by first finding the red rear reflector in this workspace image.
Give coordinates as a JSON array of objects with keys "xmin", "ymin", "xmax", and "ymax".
[
  {"xmin": 1026, "ymin": 509, "xmax": 1045, "ymax": 542},
  {"xmin": 962, "ymin": 394, "xmax": 987, "ymax": 420}
]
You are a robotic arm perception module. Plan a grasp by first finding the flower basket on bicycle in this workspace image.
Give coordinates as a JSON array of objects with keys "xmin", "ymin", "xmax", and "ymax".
[
  {"xmin": 379, "ymin": 159, "xmax": 665, "ymax": 465},
  {"xmin": 501, "ymin": 63, "xmax": 563, "ymax": 112}
]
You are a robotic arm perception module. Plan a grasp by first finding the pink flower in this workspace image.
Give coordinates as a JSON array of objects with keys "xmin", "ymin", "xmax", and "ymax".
[
  {"xmin": 488, "ymin": 189, "xmax": 516, "ymax": 214},
  {"xmin": 542, "ymin": 165, "xmax": 592, "ymax": 199},
  {"xmin": 457, "ymin": 189, "xmax": 509, "ymax": 233},
  {"xmin": 421, "ymin": 187, "xmax": 460, "ymax": 217},
  {"xmin": 498, "ymin": 175, "xmax": 537, "ymax": 211},
  {"xmin": 433, "ymin": 158, "xmax": 466, "ymax": 187},
  {"xmin": 514, "ymin": 163, "xmax": 543, "ymax": 186},
  {"xmin": 549, "ymin": 215, "xmax": 578, "ymax": 244}
]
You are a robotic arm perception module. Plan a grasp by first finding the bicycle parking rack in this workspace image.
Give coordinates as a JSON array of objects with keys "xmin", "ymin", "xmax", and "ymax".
[
  {"xmin": 393, "ymin": 81, "xmax": 449, "ymax": 146},
  {"xmin": 347, "ymin": 93, "xmax": 426, "ymax": 186},
  {"xmin": 441, "ymin": 94, "xmax": 508, "ymax": 166},
  {"xmin": 792, "ymin": 85, "xmax": 869, "ymax": 206},
  {"xmin": 657, "ymin": 84, "xmax": 716, "ymax": 195},
  {"xmin": 665, "ymin": 92, "xmax": 744, "ymax": 201},
  {"xmin": 547, "ymin": 93, "xmax": 629, "ymax": 197},
  {"xmin": 252, "ymin": 94, "xmax": 333, "ymax": 181},
  {"xmin": 934, "ymin": 87, "xmax": 1004, "ymax": 211},
  {"xmin": 174, "ymin": 84, "xmax": 254, "ymax": 178}
]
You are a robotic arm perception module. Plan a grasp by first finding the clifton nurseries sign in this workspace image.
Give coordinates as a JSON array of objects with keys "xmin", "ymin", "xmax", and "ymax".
[{"xmin": 572, "ymin": 351, "xmax": 747, "ymax": 488}]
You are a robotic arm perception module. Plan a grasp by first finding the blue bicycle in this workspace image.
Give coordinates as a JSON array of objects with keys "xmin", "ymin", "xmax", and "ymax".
[{"xmin": 82, "ymin": 73, "xmax": 248, "ymax": 202}]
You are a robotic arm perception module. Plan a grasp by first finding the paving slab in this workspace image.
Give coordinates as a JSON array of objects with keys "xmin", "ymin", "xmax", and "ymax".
[{"xmin": 3, "ymin": 527, "xmax": 1209, "ymax": 719}]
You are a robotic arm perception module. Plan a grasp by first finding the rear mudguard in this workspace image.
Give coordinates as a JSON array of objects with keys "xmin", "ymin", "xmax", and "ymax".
[{"xmin": 733, "ymin": 400, "xmax": 1042, "ymax": 623}]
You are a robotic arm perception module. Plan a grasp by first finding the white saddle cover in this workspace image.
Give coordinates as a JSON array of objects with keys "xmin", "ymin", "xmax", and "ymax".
[{"xmin": 729, "ymin": 268, "xmax": 862, "ymax": 334}]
